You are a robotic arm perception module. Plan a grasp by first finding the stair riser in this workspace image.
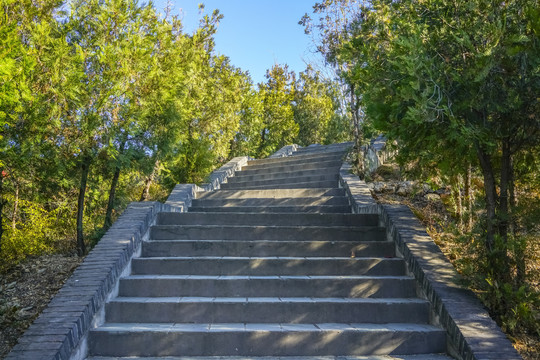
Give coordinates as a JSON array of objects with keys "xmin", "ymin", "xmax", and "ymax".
[
  {"xmin": 106, "ymin": 301, "xmax": 429, "ymax": 324},
  {"xmin": 191, "ymin": 197, "xmax": 350, "ymax": 207},
  {"xmin": 131, "ymin": 258, "xmax": 406, "ymax": 276},
  {"xmin": 157, "ymin": 213, "xmax": 378, "ymax": 227},
  {"xmin": 224, "ymin": 174, "xmax": 339, "ymax": 188},
  {"xmin": 236, "ymin": 160, "xmax": 343, "ymax": 176},
  {"xmin": 230, "ymin": 168, "xmax": 341, "ymax": 182},
  {"xmin": 188, "ymin": 205, "xmax": 352, "ymax": 213},
  {"xmin": 150, "ymin": 226, "xmax": 386, "ymax": 242},
  {"xmin": 247, "ymin": 152, "xmax": 345, "ymax": 167},
  {"xmin": 88, "ymin": 329, "xmax": 446, "ymax": 357},
  {"xmin": 220, "ymin": 180, "xmax": 339, "ymax": 190},
  {"xmin": 118, "ymin": 278, "xmax": 417, "ymax": 298},
  {"xmin": 293, "ymin": 144, "xmax": 352, "ymax": 154},
  {"xmin": 196, "ymin": 188, "xmax": 346, "ymax": 199},
  {"xmin": 86, "ymin": 355, "xmax": 455, "ymax": 360},
  {"xmin": 141, "ymin": 240, "xmax": 396, "ymax": 258}
]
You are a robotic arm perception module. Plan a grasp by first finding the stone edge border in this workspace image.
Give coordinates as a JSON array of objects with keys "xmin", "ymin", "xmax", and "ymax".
[
  {"xmin": 267, "ymin": 144, "xmax": 299, "ymax": 158},
  {"xmin": 5, "ymin": 201, "xmax": 174, "ymax": 360},
  {"xmin": 6, "ymin": 156, "xmax": 249, "ymax": 360},
  {"xmin": 165, "ymin": 156, "xmax": 251, "ymax": 210},
  {"xmin": 339, "ymin": 167, "xmax": 522, "ymax": 360}
]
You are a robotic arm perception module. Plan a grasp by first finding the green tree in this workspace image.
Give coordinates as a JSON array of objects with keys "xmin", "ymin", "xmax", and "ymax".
[
  {"xmin": 158, "ymin": 9, "xmax": 252, "ymax": 185},
  {"xmin": 257, "ymin": 64, "xmax": 298, "ymax": 157},
  {"xmin": 338, "ymin": 0, "xmax": 539, "ymax": 282},
  {"xmin": 293, "ymin": 65, "xmax": 335, "ymax": 146},
  {"xmin": 0, "ymin": 0, "xmax": 78, "ymax": 255},
  {"xmin": 64, "ymin": 0, "xmax": 165, "ymax": 254},
  {"xmin": 300, "ymin": 0, "xmax": 365, "ymax": 170},
  {"xmin": 229, "ymin": 78, "xmax": 264, "ymax": 158}
]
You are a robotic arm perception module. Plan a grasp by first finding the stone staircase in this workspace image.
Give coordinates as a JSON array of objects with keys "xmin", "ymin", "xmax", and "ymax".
[{"xmin": 87, "ymin": 143, "xmax": 451, "ymax": 359}]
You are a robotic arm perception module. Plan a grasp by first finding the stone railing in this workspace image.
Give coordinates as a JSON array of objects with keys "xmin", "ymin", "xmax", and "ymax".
[
  {"xmin": 339, "ymin": 165, "xmax": 522, "ymax": 360},
  {"xmin": 267, "ymin": 144, "xmax": 299, "ymax": 158}
]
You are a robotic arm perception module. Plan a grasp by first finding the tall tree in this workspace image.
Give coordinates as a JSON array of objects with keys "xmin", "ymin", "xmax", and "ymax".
[
  {"xmin": 293, "ymin": 65, "xmax": 335, "ymax": 146},
  {"xmin": 300, "ymin": 0, "xmax": 365, "ymax": 170},
  {"xmin": 336, "ymin": 0, "xmax": 539, "ymax": 281},
  {"xmin": 257, "ymin": 64, "xmax": 298, "ymax": 157},
  {"xmin": 65, "ymin": 0, "xmax": 162, "ymax": 254}
]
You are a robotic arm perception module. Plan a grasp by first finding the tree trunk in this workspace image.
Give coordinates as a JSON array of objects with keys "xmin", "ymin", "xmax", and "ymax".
[
  {"xmin": 475, "ymin": 144, "xmax": 498, "ymax": 253},
  {"xmin": 257, "ymin": 127, "xmax": 267, "ymax": 157},
  {"xmin": 0, "ymin": 169, "xmax": 4, "ymax": 252},
  {"xmin": 350, "ymin": 84, "xmax": 364, "ymax": 176},
  {"xmin": 455, "ymin": 175, "xmax": 463, "ymax": 228},
  {"xmin": 465, "ymin": 163, "xmax": 473, "ymax": 231},
  {"xmin": 476, "ymin": 143, "xmax": 512, "ymax": 281},
  {"xmin": 140, "ymin": 160, "xmax": 159, "ymax": 202},
  {"xmin": 499, "ymin": 139, "xmax": 511, "ymax": 244},
  {"xmin": 505, "ymin": 143, "xmax": 524, "ymax": 286},
  {"xmin": 104, "ymin": 166, "xmax": 121, "ymax": 230},
  {"xmin": 104, "ymin": 141, "xmax": 126, "ymax": 230},
  {"xmin": 76, "ymin": 155, "xmax": 91, "ymax": 256},
  {"xmin": 12, "ymin": 182, "xmax": 19, "ymax": 230}
]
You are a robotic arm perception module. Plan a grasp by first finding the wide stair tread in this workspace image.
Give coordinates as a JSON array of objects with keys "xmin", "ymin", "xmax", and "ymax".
[
  {"xmin": 88, "ymin": 355, "xmax": 454, "ymax": 360},
  {"xmin": 141, "ymin": 240, "xmax": 396, "ymax": 258},
  {"xmin": 221, "ymin": 180, "xmax": 340, "ymax": 190},
  {"xmin": 118, "ymin": 275, "xmax": 419, "ymax": 298},
  {"xmin": 150, "ymin": 224, "xmax": 386, "ymax": 241},
  {"xmin": 89, "ymin": 323, "xmax": 446, "ymax": 357},
  {"xmin": 106, "ymin": 296, "xmax": 431, "ymax": 323},
  {"xmin": 246, "ymin": 151, "xmax": 346, "ymax": 167},
  {"xmin": 131, "ymin": 256, "xmax": 406, "ymax": 276},
  {"xmin": 188, "ymin": 205, "xmax": 352, "ymax": 213},
  {"xmin": 195, "ymin": 188, "xmax": 346, "ymax": 199},
  {"xmin": 157, "ymin": 212, "xmax": 379, "ymax": 226},
  {"xmin": 233, "ymin": 160, "xmax": 342, "ymax": 176}
]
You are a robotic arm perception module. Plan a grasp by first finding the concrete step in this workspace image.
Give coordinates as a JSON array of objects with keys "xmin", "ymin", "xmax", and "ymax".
[
  {"xmin": 223, "ymin": 174, "xmax": 339, "ymax": 189},
  {"xmin": 221, "ymin": 180, "xmax": 340, "ymax": 190},
  {"xmin": 88, "ymin": 323, "xmax": 446, "ymax": 357},
  {"xmin": 191, "ymin": 196, "xmax": 350, "ymax": 207},
  {"xmin": 196, "ymin": 188, "xmax": 346, "ymax": 200},
  {"xmin": 105, "ymin": 297, "xmax": 430, "ymax": 324},
  {"xmin": 230, "ymin": 167, "xmax": 341, "ymax": 183},
  {"xmin": 131, "ymin": 257, "xmax": 406, "ymax": 276},
  {"xmin": 157, "ymin": 213, "xmax": 378, "ymax": 227},
  {"xmin": 236, "ymin": 159, "xmax": 342, "ymax": 177},
  {"xmin": 291, "ymin": 149, "xmax": 350, "ymax": 158},
  {"xmin": 292, "ymin": 142, "xmax": 353, "ymax": 154},
  {"xmin": 247, "ymin": 151, "xmax": 346, "ymax": 167},
  {"xmin": 150, "ymin": 225, "xmax": 386, "ymax": 241},
  {"xmin": 141, "ymin": 240, "xmax": 397, "ymax": 258},
  {"xmin": 188, "ymin": 205, "xmax": 352, "ymax": 213},
  {"xmin": 87, "ymin": 355, "xmax": 455, "ymax": 360},
  {"xmin": 118, "ymin": 275, "xmax": 418, "ymax": 298}
]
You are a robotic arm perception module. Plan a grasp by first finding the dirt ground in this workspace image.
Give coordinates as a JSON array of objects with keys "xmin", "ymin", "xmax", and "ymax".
[{"xmin": 0, "ymin": 254, "xmax": 82, "ymax": 359}]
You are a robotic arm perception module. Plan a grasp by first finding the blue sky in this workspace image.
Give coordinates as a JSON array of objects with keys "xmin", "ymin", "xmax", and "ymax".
[{"xmin": 151, "ymin": 0, "xmax": 321, "ymax": 84}]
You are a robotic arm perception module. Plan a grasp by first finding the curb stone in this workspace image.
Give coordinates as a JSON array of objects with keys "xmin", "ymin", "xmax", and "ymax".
[{"xmin": 339, "ymin": 170, "xmax": 522, "ymax": 360}]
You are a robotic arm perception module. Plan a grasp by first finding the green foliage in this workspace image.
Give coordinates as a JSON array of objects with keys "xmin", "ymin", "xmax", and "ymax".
[
  {"xmin": 256, "ymin": 64, "xmax": 299, "ymax": 157},
  {"xmin": 0, "ymin": 0, "xmax": 350, "ymax": 270},
  {"xmin": 326, "ymin": 0, "xmax": 539, "ymax": 278},
  {"xmin": 293, "ymin": 66, "xmax": 334, "ymax": 146},
  {"xmin": 0, "ymin": 0, "xmax": 259, "ymax": 263},
  {"xmin": 0, "ymin": 199, "xmax": 75, "ymax": 270},
  {"xmin": 484, "ymin": 277, "xmax": 540, "ymax": 336}
]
